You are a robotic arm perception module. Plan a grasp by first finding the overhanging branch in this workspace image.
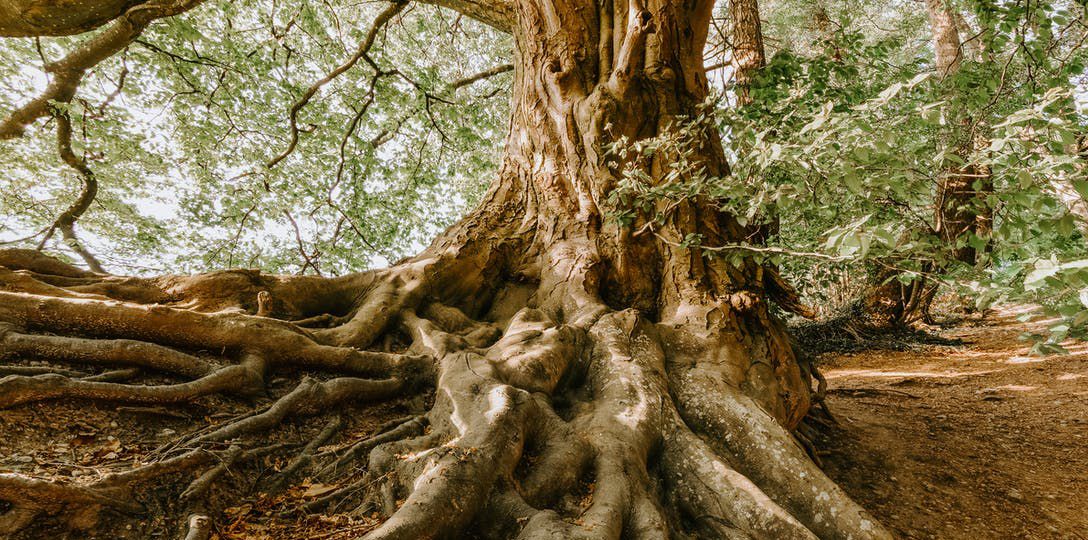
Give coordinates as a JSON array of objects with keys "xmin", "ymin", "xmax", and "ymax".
[
  {"xmin": 37, "ymin": 107, "xmax": 107, "ymax": 274},
  {"xmin": 0, "ymin": 0, "xmax": 207, "ymax": 139},
  {"xmin": 266, "ymin": 0, "xmax": 408, "ymax": 169},
  {"xmin": 449, "ymin": 63, "xmax": 513, "ymax": 89},
  {"xmin": 0, "ymin": 0, "xmax": 140, "ymax": 37},
  {"xmin": 416, "ymin": 0, "xmax": 513, "ymax": 33}
]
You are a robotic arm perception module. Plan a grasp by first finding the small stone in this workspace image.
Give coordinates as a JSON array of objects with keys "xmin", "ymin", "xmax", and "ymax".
[
  {"xmin": 1007, "ymin": 488, "xmax": 1023, "ymax": 501},
  {"xmin": 110, "ymin": 421, "xmax": 118, "ymax": 428},
  {"xmin": 160, "ymin": 428, "xmax": 176, "ymax": 437},
  {"xmin": 14, "ymin": 455, "xmax": 34, "ymax": 463}
]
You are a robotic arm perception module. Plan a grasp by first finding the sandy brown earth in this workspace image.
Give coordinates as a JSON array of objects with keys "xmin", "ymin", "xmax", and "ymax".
[{"xmin": 819, "ymin": 306, "xmax": 1088, "ymax": 540}]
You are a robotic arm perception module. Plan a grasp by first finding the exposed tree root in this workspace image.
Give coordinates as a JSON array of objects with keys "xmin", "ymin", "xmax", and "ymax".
[
  {"xmin": 316, "ymin": 415, "xmax": 425, "ymax": 480},
  {"xmin": 0, "ymin": 0, "xmax": 909, "ymax": 533},
  {"xmin": 180, "ymin": 443, "xmax": 288, "ymax": 502},
  {"xmin": 0, "ymin": 247, "xmax": 891, "ymax": 539},
  {"xmin": 662, "ymin": 420, "xmax": 817, "ymax": 540},
  {"xmin": 265, "ymin": 415, "xmax": 345, "ymax": 494},
  {"xmin": 0, "ymin": 356, "xmax": 264, "ymax": 409},
  {"xmin": 182, "ymin": 513, "xmax": 213, "ymax": 540},
  {"xmin": 0, "ymin": 323, "xmax": 215, "ymax": 378},
  {"xmin": 190, "ymin": 377, "xmax": 404, "ymax": 447}
]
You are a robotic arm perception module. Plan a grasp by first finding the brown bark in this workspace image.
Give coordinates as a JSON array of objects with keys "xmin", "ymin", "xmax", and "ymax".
[
  {"xmin": 37, "ymin": 110, "xmax": 108, "ymax": 273},
  {"xmin": 0, "ymin": 0, "xmax": 891, "ymax": 537},
  {"xmin": 0, "ymin": 0, "xmax": 140, "ymax": 37},
  {"xmin": 927, "ymin": 0, "xmax": 962, "ymax": 77},
  {"xmin": 730, "ymin": 0, "xmax": 765, "ymax": 105}
]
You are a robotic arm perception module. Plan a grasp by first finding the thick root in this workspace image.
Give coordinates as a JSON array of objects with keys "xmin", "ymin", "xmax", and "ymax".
[
  {"xmin": 662, "ymin": 416, "xmax": 817, "ymax": 540},
  {"xmin": 0, "ymin": 323, "xmax": 215, "ymax": 378},
  {"xmin": 191, "ymin": 376, "xmax": 405, "ymax": 445},
  {"xmin": 363, "ymin": 354, "xmax": 536, "ymax": 539},
  {"xmin": 0, "ymin": 363, "xmax": 259, "ymax": 408},
  {"xmin": 669, "ymin": 368, "xmax": 890, "ymax": 540},
  {"xmin": 0, "ymin": 291, "xmax": 428, "ymax": 378},
  {"xmin": 0, "ymin": 249, "xmax": 892, "ymax": 540}
]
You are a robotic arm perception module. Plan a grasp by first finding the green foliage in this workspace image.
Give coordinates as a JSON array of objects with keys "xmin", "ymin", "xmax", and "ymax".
[
  {"xmin": 610, "ymin": 0, "xmax": 1088, "ymax": 343},
  {"xmin": 0, "ymin": 0, "xmax": 509, "ymax": 274},
  {"xmin": 0, "ymin": 0, "xmax": 1086, "ymax": 347}
]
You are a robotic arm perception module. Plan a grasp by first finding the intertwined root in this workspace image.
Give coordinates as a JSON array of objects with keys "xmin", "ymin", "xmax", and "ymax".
[{"xmin": 0, "ymin": 250, "xmax": 890, "ymax": 539}]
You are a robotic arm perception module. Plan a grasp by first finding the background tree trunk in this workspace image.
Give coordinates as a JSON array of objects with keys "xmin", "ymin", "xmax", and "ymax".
[
  {"xmin": 730, "ymin": 0, "xmax": 765, "ymax": 106},
  {"xmin": 858, "ymin": 0, "xmax": 993, "ymax": 327},
  {"xmin": 928, "ymin": 0, "xmax": 991, "ymax": 267}
]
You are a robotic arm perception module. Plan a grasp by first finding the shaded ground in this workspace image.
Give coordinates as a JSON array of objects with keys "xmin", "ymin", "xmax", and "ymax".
[
  {"xmin": 0, "ymin": 381, "xmax": 423, "ymax": 539},
  {"xmin": 820, "ymin": 305, "xmax": 1088, "ymax": 540}
]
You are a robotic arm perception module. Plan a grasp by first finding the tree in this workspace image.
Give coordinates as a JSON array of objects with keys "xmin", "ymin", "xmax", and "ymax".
[
  {"xmin": 858, "ymin": 0, "xmax": 995, "ymax": 327},
  {"xmin": 730, "ymin": 0, "xmax": 765, "ymax": 106},
  {"xmin": 0, "ymin": 1, "xmax": 891, "ymax": 539}
]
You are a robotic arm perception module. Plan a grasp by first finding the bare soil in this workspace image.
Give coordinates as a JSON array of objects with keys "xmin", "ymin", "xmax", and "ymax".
[
  {"xmin": 0, "ymin": 378, "xmax": 423, "ymax": 539},
  {"xmin": 819, "ymin": 305, "xmax": 1088, "ymax": 540}
]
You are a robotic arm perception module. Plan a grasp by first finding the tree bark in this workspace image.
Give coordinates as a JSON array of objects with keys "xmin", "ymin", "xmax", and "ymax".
[
  {"xmin": 927, "ymin": 0, "xmax": 962, "ymax": 77},
  {"xmin": 0, "ymin": 0, "xmax": 140, "ymax": 36},
  {"xmin": 730, "ymin": 0, "xmax": 765, "ymax": 105}
]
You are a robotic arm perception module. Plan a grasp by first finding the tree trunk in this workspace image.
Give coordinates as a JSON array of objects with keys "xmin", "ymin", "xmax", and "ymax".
[
  {"xmin": 730, "ymin": 0, "xmax": 784, "ymax": 247},
  {"xmin": 0, "ymin": 0, "xmax": 891, "ymax": 538},
  {"xmin": 858, "ymin": 0, "xmax": 992, "ymax": 327},
  {"xmin": 927, "ymin": 0, "xmax": 991, "ymax": 268},
  {"xmin": 730, "ymin": 0, "xmax": 765, "ymax": 105}
]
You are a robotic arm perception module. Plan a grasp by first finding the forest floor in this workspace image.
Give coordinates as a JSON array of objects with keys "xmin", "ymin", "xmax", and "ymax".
[
  {"xmin": 1, "ymin": 305, "xmax": 1085, "ymax": 539},
  {"xmin": 819, "ymin": 304, "xmax": 1088, "ymax": 540}
]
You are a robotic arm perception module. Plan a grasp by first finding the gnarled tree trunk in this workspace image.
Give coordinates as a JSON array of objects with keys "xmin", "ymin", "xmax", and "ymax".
[{"xmin": 0, "ymin": 0, "xmax": 890, "ymax": 537}]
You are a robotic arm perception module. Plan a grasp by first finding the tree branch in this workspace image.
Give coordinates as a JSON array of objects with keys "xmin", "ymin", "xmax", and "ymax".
[
  {"xmin": 0, "ymin": 0, "xmax": 140, "ymax": 37},
  {"xmin": 448, "ymin": 63, "xmax": 513, "ymax": 89},
  {"xmin": 0, "ymin": 0, "xmax": 207, "ymax": 139},
  {"xmin": 266, "ymin": 0, "xmax": 408, "ymax": 169},
  {"xmin": 415, "ymin": 0, "xmax": 513, "ymax": 33},
  {"xmin": 38, "ymin": 108, "xmax": 107, "ymax": 274}
]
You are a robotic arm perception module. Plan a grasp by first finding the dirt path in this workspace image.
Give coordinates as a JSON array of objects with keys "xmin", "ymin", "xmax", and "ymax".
[{"xmin": 819, "ymin": 306, "xmax": 1088, "ymax": 540}]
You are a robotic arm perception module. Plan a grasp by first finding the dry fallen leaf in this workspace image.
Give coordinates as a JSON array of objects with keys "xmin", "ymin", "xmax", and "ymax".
[{"xmin": 302, "ymin": 483, "xmax": 338, "ymax": 498}]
